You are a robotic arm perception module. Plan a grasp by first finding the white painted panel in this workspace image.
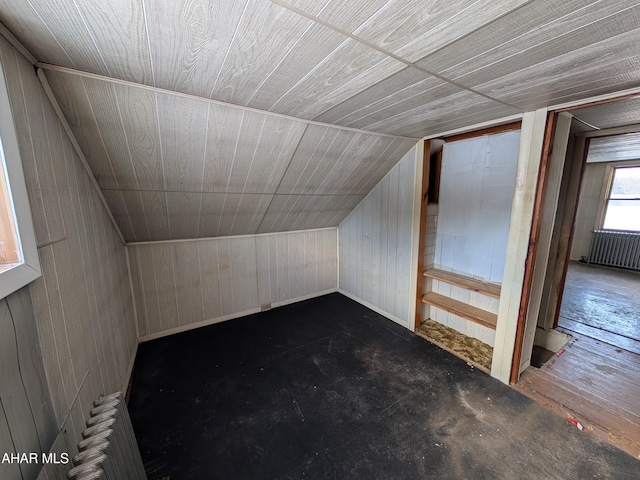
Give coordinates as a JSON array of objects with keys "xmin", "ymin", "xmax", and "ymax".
[
  {"xmin": 0, "ymin": 37, "xmax": 136, "ymax": 458},
  {"xmin": 570, "ymin": 162, "xmax": 608, "ymax": 260},
  {"xmin": 429, "ymin": 130, "xmax": 519, "ymax": 343},
  {"xmin": 435, "ymin": 131, "xmax": 520, "ymax": 282},
  {"xmin": 132, "ymin": 229, "xmax": 337, "ymax": 338},
  {"xmin": 338, "ymin": 145, "xmax": 418, "ymax": 328}
]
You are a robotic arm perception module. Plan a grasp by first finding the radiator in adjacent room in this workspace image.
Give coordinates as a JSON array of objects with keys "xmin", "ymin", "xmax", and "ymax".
[
  {"xmin": 67, "ymin": 392, "xmax": 146, "ymax": 480},
  {"xmin": 586, "ymin": 230, "xmax": 640, "ymax": 271}
]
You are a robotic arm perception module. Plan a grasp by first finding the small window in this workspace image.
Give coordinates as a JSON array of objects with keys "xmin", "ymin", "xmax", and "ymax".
[
  {"xmin": 0, "ymin": 139, "xmax": 21, "ymax": 271},
  {"xmin": 0, "ymin": 60, "xmax": 41, "ymax": 299},
  {"xmin": 603, "ymin": 165, "xmax": 640, "ymax": 232}
]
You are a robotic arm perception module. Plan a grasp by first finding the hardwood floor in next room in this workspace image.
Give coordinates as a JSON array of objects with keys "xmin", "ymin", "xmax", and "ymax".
[{"xmin": 515, "ymin": 262, "xmax": 640, "ymax": 459}]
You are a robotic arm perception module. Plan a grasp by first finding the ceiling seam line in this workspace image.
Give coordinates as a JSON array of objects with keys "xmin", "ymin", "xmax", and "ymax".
[
  {"xmin": 125, "ymin": 226, "xmax": 338, "ymax": 247},
  {"xmin": 269, "ymin": 0, "xmax": 521, "ymax": 112},
  {"xmin": 101, "ymin": 188, "xmax": 366, "ymax": 197},
  {"xmin": 408, "ymin": 0, "xmax": 537, "ymax": 64},
  {"xmin": 35, "ymin": 62, "xmax": 419, "ymax": 141},
  {"xmin": 0, "ymin": 21, "xmax": 37, "ymax": 64},
  {"xmin": 37, "ymin": 68, "xmax": 126, "ymax": 245},
  {"xmin": 255, "ymin": 124, "xmax": 310, "ymax": 234}
]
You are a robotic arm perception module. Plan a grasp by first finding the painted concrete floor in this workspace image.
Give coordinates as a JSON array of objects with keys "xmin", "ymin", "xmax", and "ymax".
[{"xmin": 129, "ymin": 293, "xmax": 639, "ymax": 479}]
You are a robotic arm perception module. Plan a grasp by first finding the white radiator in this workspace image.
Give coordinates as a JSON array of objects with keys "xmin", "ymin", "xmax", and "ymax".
[
  {"xmin": 67, "ymin": 392, "xmax": 146, "ymax": 480},
  {"xmin": 586, "ymin": 230, "xmax": 640, "ymax": 271}
]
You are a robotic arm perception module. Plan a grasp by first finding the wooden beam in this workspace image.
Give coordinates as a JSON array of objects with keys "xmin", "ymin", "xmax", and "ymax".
[
  {"xmin": 555, "ymin": 92, "xmax": 640, "ymax": 113},
  {"xmin": 518, "ymin": 112, "xmax": 572, "ymax": 375},
  {"xmin": 510, "ymin": 111, "xmax": 558, "ymax": 384},
  {"xmin": 414, "ymin": 140, "xmax": 430, "ymax": 329},
  {"xmin": 443, "ymin": 121, "xmax": 522, "ymax": 143},
  {"xmin": 551, "ymin": 137, "xmax": 590, "ymax": 328},
  {"xmin": 491, "ymin": 108, "xmax": 548, "ymax": 384}
]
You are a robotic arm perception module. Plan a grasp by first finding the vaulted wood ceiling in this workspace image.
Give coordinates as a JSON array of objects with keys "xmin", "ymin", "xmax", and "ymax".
[{"xmin": 2, "ymin": 0, "xmax": 640, "ymax": 241}]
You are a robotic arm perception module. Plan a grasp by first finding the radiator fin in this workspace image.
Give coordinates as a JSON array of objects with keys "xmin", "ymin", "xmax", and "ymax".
[
  {"xmin": 68, "ymin": 392, "xmax": 146, "ymax": 480},
  {"xmin": 586, "ymin": 230, "xmax": 640, "ymax": 271}
]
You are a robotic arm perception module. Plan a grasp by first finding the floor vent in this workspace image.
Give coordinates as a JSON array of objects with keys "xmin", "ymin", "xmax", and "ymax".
[
  {"xmin": 586, "ymin": 230, "xmax": 640, "ymax": 271},
  {"xmin": 67, "ymin": 392, "xmax": 146, "ymax": 479}
]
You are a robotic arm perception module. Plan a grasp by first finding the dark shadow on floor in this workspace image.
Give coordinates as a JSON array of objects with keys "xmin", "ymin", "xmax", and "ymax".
[
  {"xmin": 129, "ymin": 293, "xmax": 639, "ymax": 480},
  {"xmin": 530, "ymin": 345, "xmax": 556, "ymax": 368}
]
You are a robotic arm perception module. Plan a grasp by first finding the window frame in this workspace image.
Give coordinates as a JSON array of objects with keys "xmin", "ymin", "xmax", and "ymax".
[
  {"xmin": 600, "ymin": 161, "xmax": 640, "ymax": 233},
  {"xmin": 0, "ymin": 59, "xmax": 41, "ymax": 299}
]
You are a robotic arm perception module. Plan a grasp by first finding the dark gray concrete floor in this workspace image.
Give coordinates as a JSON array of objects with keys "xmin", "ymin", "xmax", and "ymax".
[{"xmin": 129, "ymin": 293, "xmax": 639, "ymax": 479}]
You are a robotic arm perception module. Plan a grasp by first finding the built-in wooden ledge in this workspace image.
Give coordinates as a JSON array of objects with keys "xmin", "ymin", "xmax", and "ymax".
[
  {"xmin": 423, "ymin": 268, "xmax": 501, "ymax": 298},
  {"xmin": 421, "ymin": 292, "xmax": 497, "ymax": 330}
]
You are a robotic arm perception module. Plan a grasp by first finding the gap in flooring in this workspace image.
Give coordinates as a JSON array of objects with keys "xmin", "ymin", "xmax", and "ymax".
[{"xmin": 129, "ymin": 292, "xmax": 639, "ymax": 479}]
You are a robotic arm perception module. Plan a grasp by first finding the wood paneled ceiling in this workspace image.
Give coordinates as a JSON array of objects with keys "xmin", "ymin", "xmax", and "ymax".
[
  {"xmin": 587, "ymin": 133, "xmax": 640, "ymax": 163},
  {"xmin": 2, "ymin": 0, "xmax": 640, "ymax": 241}
]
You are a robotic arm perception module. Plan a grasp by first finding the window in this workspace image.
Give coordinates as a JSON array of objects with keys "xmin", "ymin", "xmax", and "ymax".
[
  {"xmin": 0, "ymin": 60, "xmax": 40, "ymax": 299},
  {"xmin": 603, "ymin": 165, "xmax": 640, "ymax": 232}
]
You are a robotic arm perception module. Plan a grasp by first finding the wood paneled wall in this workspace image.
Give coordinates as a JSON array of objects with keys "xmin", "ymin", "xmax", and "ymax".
[
  {"xmin": 129, "ymin": 229, "xmax": 338, "ymax": 340},
  {"xmin": 0, "ymin": 35, "xmax": 137, "ymax": 478},
  {"xmin": 429, "ymin": 131, "xmax": 521, "ymax": 346},
  {"xmin": 570, "ymin": 162, "xmax": 608, "ymax": 260},
  {"xmin": 338, "ymin": 146, "xmax": 418, "ymax": 328},
  {"xmin": 0, "ymin": 288, "xmax": 57, "ymax": 480}
]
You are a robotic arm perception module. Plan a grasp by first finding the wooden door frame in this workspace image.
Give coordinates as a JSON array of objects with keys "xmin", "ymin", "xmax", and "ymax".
[
  {"xmin": 509, "ymin": 112, "xmax": 558, "ymax": 383},
  {"xmin": 509, "ymin": 92, "xmax": 640, "ymax": 383},
  {"xmin": 414, "ymin": 140, "xmax": 430, "ymax": 330}
]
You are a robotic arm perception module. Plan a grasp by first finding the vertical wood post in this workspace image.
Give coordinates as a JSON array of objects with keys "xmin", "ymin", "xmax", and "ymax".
[
  {"xmin": 414, "ymin": 140, "xmax": 430, "ymax": 330},
  {"xmin": 491, "ymin": 109, "xmax": 548, "ymax": 384}
]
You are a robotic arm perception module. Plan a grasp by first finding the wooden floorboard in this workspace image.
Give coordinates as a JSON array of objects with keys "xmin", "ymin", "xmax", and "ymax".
[
  {"xmin": 515, "ymin": 330, "xmax": 640, "ymax": 460},
  {"xmin": 516, "ymin": 262, "xmax": 640, "ymax": 459},
  {"xmin": 558, "ymin": 318, "xmax": 640, "ymax": 355},
  {"xmin": 516, "ymin": 368, "xmax": 640, "ymax": 459}
]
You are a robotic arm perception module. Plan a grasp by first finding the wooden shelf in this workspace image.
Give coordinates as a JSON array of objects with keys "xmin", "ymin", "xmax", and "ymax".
[
  {"xmin": 423, "ymin": 268, "xmax": 501, "ymax": 298},
  {"xmin": 421, "ymin": 292, "xmax": 497, "ymax": 330}
]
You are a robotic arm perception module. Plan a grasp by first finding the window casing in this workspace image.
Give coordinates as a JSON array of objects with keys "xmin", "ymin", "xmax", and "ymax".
[
  {"xmin": 0, "ymin": 60, "xmax": 41, "ymax": 299},
  {"xmin": 602, "ymin": 164, "xmax": 640, "ymax": 233}
]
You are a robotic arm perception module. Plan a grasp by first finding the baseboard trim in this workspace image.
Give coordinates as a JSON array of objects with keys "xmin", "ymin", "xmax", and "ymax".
[
  {"xmin": 123, "ymin": 340, "xmax": 138, "ymax": 398},
  {"xmin": 139, "ymin": 288, "xmax": 339, "ymax": 342},
  {"xmin": 337, "ymin": 289, "xmax": 410, "ymax": 330}
]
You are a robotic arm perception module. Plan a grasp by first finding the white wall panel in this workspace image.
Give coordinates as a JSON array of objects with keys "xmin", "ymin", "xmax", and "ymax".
[
  {"xmin": 570, "ymin": 162, "xmax": 608, "ymax": 260},
  {"xmin": 0, "ymin": 35, "xmax": 137, "ymax": 476},
  {"xmin": 430, "ymin": 130, "xmax": 520, "ymax": 344},
  {"xmin": 130, "ymin": 229, "xmax": 338, "ymax": 339},
  {"xmin": 435, "ymin": 131, "xmax": 521, "ymax": 282},
  {"xmin": 338, "ymin": 145, "xmax": 418, "ymax": 328}
]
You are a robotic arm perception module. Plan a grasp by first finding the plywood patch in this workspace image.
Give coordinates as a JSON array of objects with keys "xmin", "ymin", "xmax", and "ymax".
[{"xmin": 417, "ymin": 319, "xmax": 493, "ymax": 371}]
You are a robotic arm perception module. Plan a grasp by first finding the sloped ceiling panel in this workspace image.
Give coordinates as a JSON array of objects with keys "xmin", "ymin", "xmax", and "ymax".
[
  {"xmin": 2, "ymin": 0, "xmax": 637, "ymax": 138},
  {"xmin": 277, "ymin": 0, "xmax": 530, "ymax": 62},
  {"xmin": 3, "ymin": 0, "xmax": 640, "ymax": 242},
  {"xmin": 571, "ymin": 97, "xmax": 640, "ymax": 130},
  {"xmin": 587, "ymin": 133, "xmax": 640, "ymax": 163},
  {"xmin": 45, "ymin": 69, "xmax": 416, "ymax": 241}
]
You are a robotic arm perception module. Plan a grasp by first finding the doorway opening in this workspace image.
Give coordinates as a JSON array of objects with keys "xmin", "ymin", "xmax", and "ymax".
[{"xmin": 514, "ymin": 96, "xmax": 640, "ymax": 458}]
